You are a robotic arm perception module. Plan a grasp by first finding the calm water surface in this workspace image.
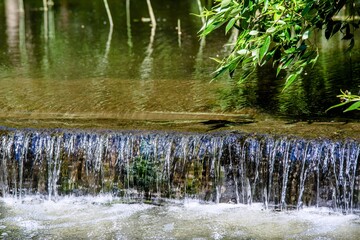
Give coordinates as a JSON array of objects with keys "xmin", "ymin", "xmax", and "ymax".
[{"xmin": 0, "ymin": 0, "xmax": 359, "ymax": 125}]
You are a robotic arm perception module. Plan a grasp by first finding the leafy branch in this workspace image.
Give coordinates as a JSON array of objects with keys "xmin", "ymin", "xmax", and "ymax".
[
  {"xmin": 326, "ymin": 90, "xmax": 360, "ymax": 112},
  {"xmin": 200, "ymin": 0, "xmax": 359, "ymax": 112}
]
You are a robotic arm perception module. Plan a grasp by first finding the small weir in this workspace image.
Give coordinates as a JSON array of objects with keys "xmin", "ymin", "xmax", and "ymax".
[{"xmin": 0, "ymin": 127, "xmax": 359, "ymax": 213}]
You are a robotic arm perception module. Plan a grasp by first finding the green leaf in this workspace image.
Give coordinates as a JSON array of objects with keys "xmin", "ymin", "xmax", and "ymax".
[
  {"xmin": 238, "ymin": 69, "xmax": 254, "ymax": 83},
  {"xmin": 226, "ymin": 18, "xmax": 236, "ymax": 34},
  {"xmin": 276, "ymin": 20, "xmax": 286, "ymax": 25},
  {"xmin": 228, "ymin": 56, "xmax": 241, "ymax": 71},
  {"xmin": 284, "ymin": 73, "xmax": 298, "ymax": 90},
  {"xmin": 302, "ymin": 30, "xmax": 309, "ymax": 40},
  {"xmin": 249, "ymin": 30, "xmax": 259, "ymax": 35},
  {"xmin": 284, "ymin": 47, "xmax": 296, "ymax": 54},
  {"xmin": 274, "ymin": 12, "xmax": 281, "ymax": 21},
  {"xmin": 237, "ymin": 49, "xmax": 249, "ymax": 55},
  {"xmin": 213, "ymin": 65, "xmax": 228, "ymax": 79},
  {"xmin": 266, "ymin": 26, "xmax": 276, "ymax": 33},
  {"xmin": 221, "ymin": 0, "xmax": 231, "ymax": 8},
  {"xmin": 201, "ymin": 19, "xmax": 225, "ymax": 36},
  {"xmin": 282, "ymin": 57, "xmax": 293, "ymax": 69},
  {"xmin": 302, "ymin": 3, "xmax": 312, "ymax": 17},
  {"xmin": 344, "ymin": 101, "xmax": 360, "ymax": 112},
  {"xmin": 276, "ymin": 5, "xmax": 285, "ymax": 11},
  {"xmin": 209, "ymin": 57, "xmax": 223, "ymax": 64},
  {"xmin": 309, "ymin": 53, "xmax": 319, "ymax": 67},
  {"xmin": 326, "ymin": 101, "xmax": 351, "ymax": 112},
  {"xmin": 201, "ymin": 23, "xmax": 216, "ymax": 36},
  {"xmin": 259, "ymin": 36, "xmax": 271, "ymax": 63},
  {"xmin": 264, "ymin": 0, "xmax": 269, "ymax": 12}
]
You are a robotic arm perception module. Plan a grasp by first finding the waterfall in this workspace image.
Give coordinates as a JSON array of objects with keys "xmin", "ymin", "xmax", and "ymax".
[{"xmin": 0, "ymin": 127, "xmax": 359, "ymax": 213}]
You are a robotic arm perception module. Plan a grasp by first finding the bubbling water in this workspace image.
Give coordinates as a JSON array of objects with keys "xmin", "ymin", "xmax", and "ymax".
[{"xmin": 0, "ymin": 196, "xmax": 359, "ymax": 239}]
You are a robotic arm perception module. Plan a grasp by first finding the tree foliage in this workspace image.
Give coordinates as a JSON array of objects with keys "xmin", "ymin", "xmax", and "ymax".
[
  {"xmin": 326, "ymin": 90, "xmax": 360, "ymax": 112},
  {"xmin": 200, "ymin": 0, "xmax": 360, "ymax": 111}
]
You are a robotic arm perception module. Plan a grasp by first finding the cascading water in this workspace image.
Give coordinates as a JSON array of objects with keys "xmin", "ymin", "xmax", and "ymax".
[{"xmin": 0, "ymin": 127, "xmax": 359, "ymax": 214}]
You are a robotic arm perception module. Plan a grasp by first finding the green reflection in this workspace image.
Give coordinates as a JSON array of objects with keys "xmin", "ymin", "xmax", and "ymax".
[{"xmin": 0, "ymin": 0, "xmax": 359, "ymax": 122}]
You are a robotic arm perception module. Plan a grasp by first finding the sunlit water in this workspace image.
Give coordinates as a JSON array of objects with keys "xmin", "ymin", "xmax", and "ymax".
[
  {"xmin": 0, "ymin": 196, "xmax": 359, "ymax": 240},
  {"xmin": 0, "ymin": 0, "xmax": 359, "ymax": 125}
]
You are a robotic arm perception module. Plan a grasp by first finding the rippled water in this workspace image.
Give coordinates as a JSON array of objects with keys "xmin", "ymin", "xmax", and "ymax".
[{"xmin": 1, "ymin": 196, "xmax": 360, "ymax": 240}]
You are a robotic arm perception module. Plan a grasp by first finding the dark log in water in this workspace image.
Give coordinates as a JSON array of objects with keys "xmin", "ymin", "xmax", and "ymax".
[{"xmin": 0, "ymin": 127, "xmax": 359, "ymax": 213}]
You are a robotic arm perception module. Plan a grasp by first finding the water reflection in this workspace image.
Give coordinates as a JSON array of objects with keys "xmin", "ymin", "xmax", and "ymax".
[
  {"xmin": 278, "ymin": 30, "xmax": 360, "ymax": 118},
  {"xmin": 5, "ymin": 0, "xmax": 19, "ymax": 61},
  {"xmin": 140, "ymin": 0, "xmax": 156, "ymax": 80},
  {"xmin": 126, "ymin": 0, "xmax": 133, "ymax": 50},
  {"xmin": 0, "ymin": 0, "xmax": 359, "ymax": 123}
]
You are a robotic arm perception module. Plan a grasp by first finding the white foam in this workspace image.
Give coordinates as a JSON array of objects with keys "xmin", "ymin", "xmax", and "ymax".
[{"xmin": 1, "ymin": 195, "xmax": 359, "ymax": 239}]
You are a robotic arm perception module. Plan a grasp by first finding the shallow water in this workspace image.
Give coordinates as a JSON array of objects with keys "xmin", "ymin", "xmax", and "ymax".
[
  {"xmin": 0, "ymin": 0, "xmax": 359, "ymax": 127},
  {"xmin": 0, "ymin": 196, "xmax": 359, "ymax": 240}
]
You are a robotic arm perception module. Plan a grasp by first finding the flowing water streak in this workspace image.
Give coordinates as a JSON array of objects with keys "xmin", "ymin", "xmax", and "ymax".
[{"xmin": 0, "ymin": 128, "xmax": 359, "ymax": 213}]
